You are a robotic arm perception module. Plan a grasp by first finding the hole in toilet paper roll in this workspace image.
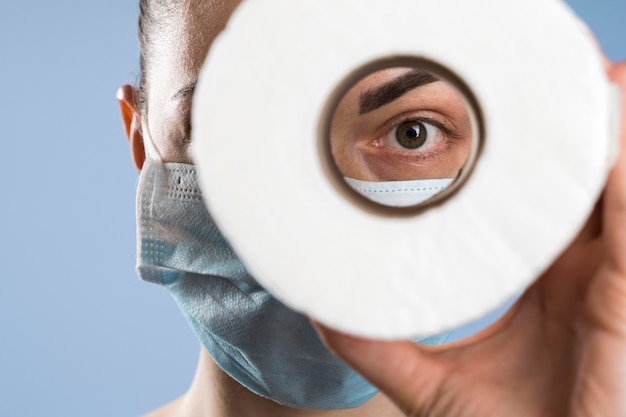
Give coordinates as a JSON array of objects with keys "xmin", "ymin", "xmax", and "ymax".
[{"xmin": 320, "ymin": 57, "xmax": 483, "ymax": 215}]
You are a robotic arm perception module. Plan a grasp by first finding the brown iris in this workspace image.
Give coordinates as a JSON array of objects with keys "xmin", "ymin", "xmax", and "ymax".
[{"xmin": 396, "ymin": 121, "xmax": 427, "ymax": 149}]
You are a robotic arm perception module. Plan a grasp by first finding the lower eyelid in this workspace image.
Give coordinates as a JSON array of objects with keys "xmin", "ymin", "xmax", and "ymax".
[
  {"xmin": 384, "ymin": 140, "xmax": 457, "ymax": 164},
  {"xmin": 360, "ymin": 145, "xmax": 450, "ymax": 170}
]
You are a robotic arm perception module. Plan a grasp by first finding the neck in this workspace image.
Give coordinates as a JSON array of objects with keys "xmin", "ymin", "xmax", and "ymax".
[{"xmin": 172, "ymin": 349, "xmax": 404, "ymax": 417}]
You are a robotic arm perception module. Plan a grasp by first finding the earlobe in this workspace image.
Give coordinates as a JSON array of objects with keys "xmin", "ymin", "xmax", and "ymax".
[{"xmin": 117, "ymin": 85, "xmax": 146, "ymax": 172}]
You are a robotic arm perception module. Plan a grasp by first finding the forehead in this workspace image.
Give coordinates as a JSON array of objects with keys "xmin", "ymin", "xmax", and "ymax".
[
  {"xmin": 148, "ymin": 0, "xmax": 240, "ymax": 89},
  {"xmin": 143, "ymin": 0, "xmax": 242, "ymax": 162}
]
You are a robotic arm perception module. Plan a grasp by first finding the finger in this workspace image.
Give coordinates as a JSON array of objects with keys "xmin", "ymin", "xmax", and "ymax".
[
  {"xmin": 572, "ymin": 27, "xmax": 611, "ymax": 242},
  {"xmin": 573, "ymin": 196, "xmax": 603, "ymax": 243},
  {"xmin": 603, "ymin": 62, "xmax": 626, "ymax": 273},
  {"xmin": 313, "ymin": 323, "xmax": 447, "ymax": 416}
]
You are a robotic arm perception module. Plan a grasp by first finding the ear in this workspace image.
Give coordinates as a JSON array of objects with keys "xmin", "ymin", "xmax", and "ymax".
[{"xmin": 117, "ymin": 85, "xmax": 146, "ymax": 172}]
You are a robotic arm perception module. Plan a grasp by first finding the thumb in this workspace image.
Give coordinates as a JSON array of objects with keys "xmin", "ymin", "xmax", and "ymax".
[{"xmin": 313, "ymin": 323, "xmax": 447, "ymax": 416}]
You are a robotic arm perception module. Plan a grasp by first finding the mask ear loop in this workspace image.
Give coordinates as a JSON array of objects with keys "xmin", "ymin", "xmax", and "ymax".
[{"xmin": 141, "ymin": 113, "xmax": 166, "ymax": 163}]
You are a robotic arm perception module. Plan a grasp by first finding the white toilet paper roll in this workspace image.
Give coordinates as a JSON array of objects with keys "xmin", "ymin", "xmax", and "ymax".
[{"xmin": 192, "ymin": 0, "xmax": 616, "ymax": 339}]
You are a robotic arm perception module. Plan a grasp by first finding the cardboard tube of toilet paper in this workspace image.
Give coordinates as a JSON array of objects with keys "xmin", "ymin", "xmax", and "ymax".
[{"xmin": 192, "ymin": 0, "xmax": 616, "ymax": 339}]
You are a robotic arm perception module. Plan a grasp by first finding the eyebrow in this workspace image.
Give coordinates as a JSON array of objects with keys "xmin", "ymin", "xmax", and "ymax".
[
  {"xmin": 171, "ymin": 81, "xmax": 198, "ymax": 101},
  {"xmin": 359, "ymin": 70, "xmax": 439, "ymax": 115}
]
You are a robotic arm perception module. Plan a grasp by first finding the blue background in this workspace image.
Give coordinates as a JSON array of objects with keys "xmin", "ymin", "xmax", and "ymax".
[{"xmin": 0, "ymin": 1, "xmax": 624, "ymax": 416}]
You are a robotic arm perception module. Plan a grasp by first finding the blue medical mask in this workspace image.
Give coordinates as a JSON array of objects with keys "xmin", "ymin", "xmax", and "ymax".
[
  {"xmin": 136, "ymin": 160, "xmax": 450, "ymax": 410},
  {"xmin": 344, "ymin": 177, "xmax": 454, "ymax": 207}
]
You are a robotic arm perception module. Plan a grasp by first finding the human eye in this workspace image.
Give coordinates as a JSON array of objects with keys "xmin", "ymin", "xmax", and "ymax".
[
  {"xmin": 372, "ymin": 115, "xmax": 461, "ymax": 163},
  {"xmin": 329, "ymin": 70, "xmax": 474, "ymax": 183}
]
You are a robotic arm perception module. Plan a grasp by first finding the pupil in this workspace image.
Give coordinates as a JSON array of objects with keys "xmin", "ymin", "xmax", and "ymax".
[
  {"xmin": 396, "ymin": 121, "xmax": 427, "ymax": 149},
  {"xmin": 405, "ymin": 128, "xmax": 418, "ymax": 139}
]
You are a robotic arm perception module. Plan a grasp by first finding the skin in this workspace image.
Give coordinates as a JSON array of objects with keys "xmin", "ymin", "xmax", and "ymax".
[
  {"xmin": 118, "ymin": 0, "xmax": 626, "ymax": 416},
  {"xmin": 330, "ymin": 68, "xmax": 473, "ymax": 182},
  {"xmin": 317, "ymin": 63, "xmax": 626, "ymax": 417},
  {"xmin": 119, "ymin": 1, "xmax": 403, "ymax": 416}
]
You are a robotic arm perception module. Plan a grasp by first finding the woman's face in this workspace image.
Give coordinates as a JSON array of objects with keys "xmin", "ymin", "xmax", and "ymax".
[
  {"xmin": 330, "ymin": 68, "xmax": 473, "ymax": 182},
  {"xmin": 141, "ymin": 0, "xmax": 242, "ymax": 164}
]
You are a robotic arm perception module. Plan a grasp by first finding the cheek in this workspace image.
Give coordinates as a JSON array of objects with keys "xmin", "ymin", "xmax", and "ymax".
[
  {"xmin": 163, "ymin": 112, "xmax": 194, "ymax": 164},
  {"xmin": 441, "ymin": 143, "xmax": 472, "ymax": 177},
  {"xmin": 335, "ymin": 152, "xmax": 373, "ymax": 180},
  {"xmin": 145, "ymin": 97, "xmax": 194, "ymax": 164}
]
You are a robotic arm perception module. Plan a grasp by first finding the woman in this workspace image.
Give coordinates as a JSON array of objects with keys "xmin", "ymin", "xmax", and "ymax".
[{"xmin": 117, "ymin": 0, "xmax": 626, "ymax": 416}]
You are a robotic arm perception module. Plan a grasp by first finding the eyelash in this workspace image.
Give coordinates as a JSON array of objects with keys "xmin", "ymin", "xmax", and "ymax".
[{"xmin": 373, "ymin": 113, "xmax": 462, "ymax": 163}]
